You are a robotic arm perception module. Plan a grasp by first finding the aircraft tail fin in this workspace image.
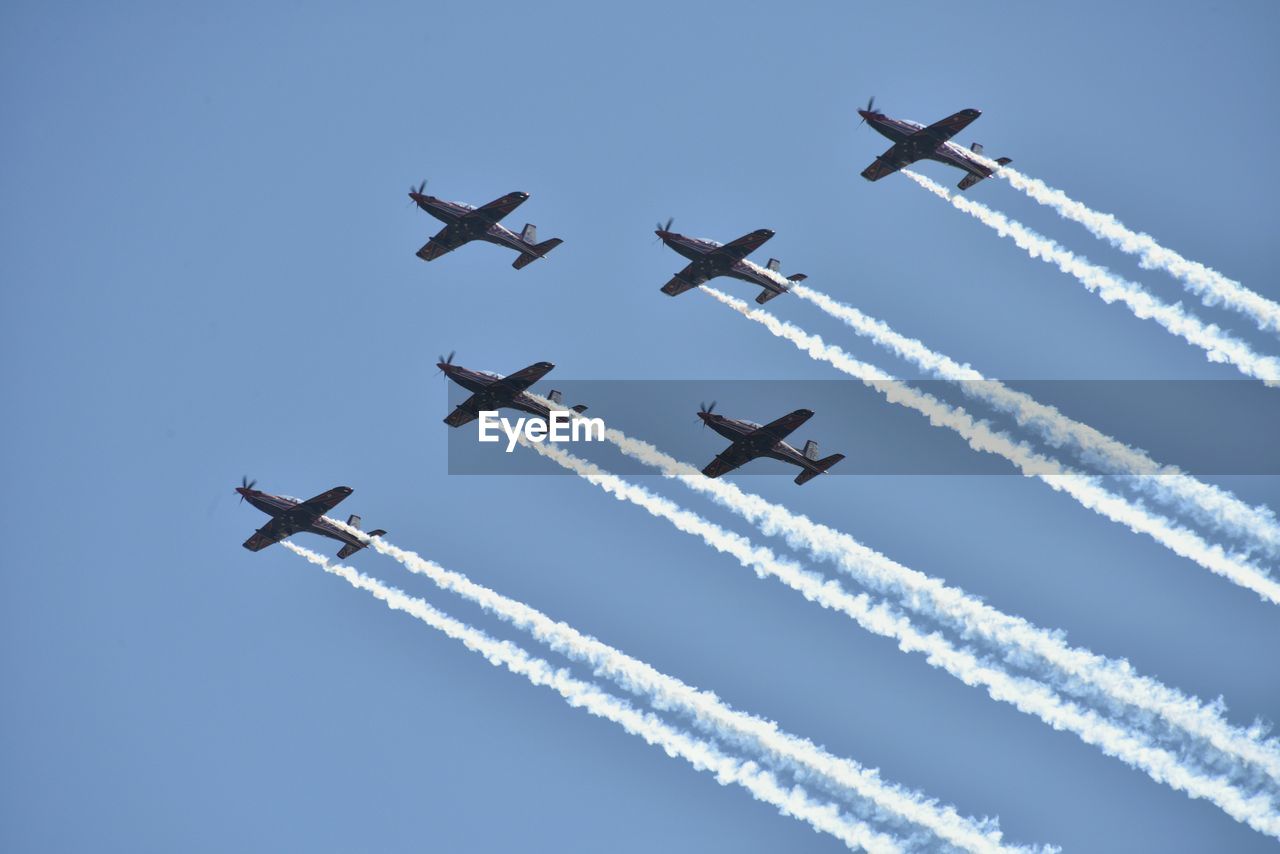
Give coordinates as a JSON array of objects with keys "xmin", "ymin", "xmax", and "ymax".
[
  {"xmin": 346, "ymin": 514, "xmax": 362, "ymax": 529},
  {"xmin": 548, "ymin": 389, "xmax": 564, "ymax": 405},
  {"xmin": 513, "ymin": 237, "xmax": 563, "ymax": 269},
  {"xmin": 795, "ymin": 453, "xmax": 844, "ymax": 485},
  {"xmin": 521, "ymin": 223, "xmax": 537, "ymax": 243},
  {"xmin": 802, "ymin": 440, "xmax": 819, "ymax": 461}
]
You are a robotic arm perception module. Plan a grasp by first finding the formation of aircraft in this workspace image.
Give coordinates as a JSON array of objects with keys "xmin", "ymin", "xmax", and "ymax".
[
  {"xmin": 436, "ymin": 351, "xmax": 588, "ymax": 428},
  {"xmin": 856, "ymin": 97, "xmax": 1012, "ymax": 190},
  {"xmin": 409, "ymin": 182, "xmax": 563, "ymax": 268},
  {"xmin": 243, "ymin": 99, "xmax": 1009, "ymax": 553},
  {"xmin": 697, "ymin": 402, "xmax": 845, "ymax": 485},
  {"xmin": 236, "ymin": 477, "xmax": 385, "ymax": 558},
  {"xmin": 655, "ymin": 218, "xmax": 807, "ymax": 304}
]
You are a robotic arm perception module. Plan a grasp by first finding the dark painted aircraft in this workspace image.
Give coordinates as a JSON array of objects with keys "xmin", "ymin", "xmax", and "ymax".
[
  {"xmin": 655, "ymin": 218, "xmax": 807, "ymax": 304},
  {"xmin": 856, "ymin": 98, "xmax": 1012, "ymax": 190},
  {"xmin": 437, "ymin": 352, "xmax": 588, "ymax": 428},
  {"xmin": 408, "ymin": 181, "xmax": 563, "ymax": 268},
  {"xmin": 236, "ymin": 477, "xmax": 385, "ymax": 558},
  {"xmin": 696, "ymin": 403, "xmax": 845, "ymax": 485}
]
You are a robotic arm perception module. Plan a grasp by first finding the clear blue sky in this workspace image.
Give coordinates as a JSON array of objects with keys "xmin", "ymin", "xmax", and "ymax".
[{"xmin": 3, "ymin": 1, "xmax": 1278, "ymax": 851}]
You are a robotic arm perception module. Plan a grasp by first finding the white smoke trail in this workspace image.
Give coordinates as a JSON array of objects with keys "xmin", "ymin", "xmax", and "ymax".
[
  {"xmin": 317, "ymin": 521, "xmax": 1020, "ymax": 851},
  {"xmin": 583, "ymin": 420, "xmax": 1280, "ymax": 794},
  {"xmin": 281, "ymin": 541, "xmax": 901, "ymax": 853},
  {"xmin": 701, "ymin": 286, "xmax": 1280, "ymax": 607},
  {"xmin": 524, "ymin": 390, "xmax": 1280, "ymax": 785},
  {"xmin": 509, "ymin": 442, "xmax": 1280, "ymax": 838},
  {"xmin": 989, "ymin": 165, "xmax": 1280, "ymax": 336},
  {"xmin": 791, "ymin": 283, "xmax": 1280, "ymax": 559},
  {"xmin": 900, "ymin": 170, "xmax": 1280, "ymax": 386}
]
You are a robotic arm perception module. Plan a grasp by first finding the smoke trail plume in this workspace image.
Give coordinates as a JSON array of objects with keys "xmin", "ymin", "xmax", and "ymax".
[
  {"xmin": 282, "ymin": 541, "xmax": 902, "ymax": 853},
  {"xmin": 317, "ymin": 520, "xmax": 1022, "ymax": 851},
  {"xmin": 700, "ymin": 286, "xmax": 1280, "ymax": 606},
  {"xmin": 590, "ymin": 418, "xmax": 1280, "ymax": 791},
  {"xmin": 505, "ymin": 443, "xmax": 1280, "ymax": 838},
  {"xmin": 791, "ymin": 282, "xmax": 1280, "ymax": 559},
  {"xmin": 901, "ymin": 170, "xmax": 1280, "ymax": 385},
  {"xmin": 990, "ymin": 165, "xmax": 1280, "ymax": 335}
]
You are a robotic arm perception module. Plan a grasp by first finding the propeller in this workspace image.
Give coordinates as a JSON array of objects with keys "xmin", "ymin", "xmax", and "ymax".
[
  {"xmin": 408, "ymin": 179, "xmax": 427, "ymax": 206},
  {"xmin": 858, "ymin": 95, "xmax": 877, "ymax": 128},
  {"xmin": 437, "ymin": 350, "xmax": 456, "ymax": 375},
  {"xmin": 698, "ymin": 400, "xmax": 717, "ymax": 425},
  {"xmin": 654, "ymin": 217, "xmax": 674, "ymax": 244},
  {"xmin": 239, "ymin": 475, "xmax": 257, "ymax": 502}
]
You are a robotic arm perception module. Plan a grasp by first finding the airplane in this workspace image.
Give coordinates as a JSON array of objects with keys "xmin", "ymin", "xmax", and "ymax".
[
  {"xmin": 696, "ymin": 402, "xmax": 845, "ymax": 485},
  {"xmin": 856, "ymin": 97, "xmax": 1012, "ymax": 190},
  {"xmin": 655, "ymin": 218, "xmax": 807, "ymax": 305},
  {"xmin": 437, "ymin": 352, "xmax": 588, "ymax": 428},
  {"xmin": 236, "ymin": 477, "xmax": 386, "ymax": 558},
  {"xmin": 408, "ymin": 181, "xmax": 563, "ymax": 268}
]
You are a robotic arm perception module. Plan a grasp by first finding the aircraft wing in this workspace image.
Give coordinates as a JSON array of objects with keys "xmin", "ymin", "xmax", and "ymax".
[
  {"xmin": 702, "ymin": 444, "xmax": 757, "ymax": 479},
  {"xmin": 473, "ymin": 191, "xmax": 529, "ymax": 225},
  {"xmin": 660, "ymin": 263, "xmax": 709, "ymax": 296},
  {"xmin": 444, "ymin": 394, "xmax": 482, "ymax": 427},
  {"xmin": 861, "ymin": 146, "xmax": 906, "ymax": 181},
  {"xmin": 292, "ymin": 486, "xmax": 353, "ymax": 519},
  {"xmin": 500, "ymin": 361, "xmax": 555, "ymax": 393},
  {"xmin": 756, "ymin": 408, "xmax": 813, "ymax": 441},
  {"xmin": 243, "ymin": 518, "xmax": 291, "ymax": 552},
  {"xmin": 417, "ymin": 224, "xmax": 469, "ymax": 261},
  {"xmin": 715, "ymin": 229, "xmax": 773, "ymax": 261},
  {"xmin": 915, "ymin": 108, "xmax": 981, "ymax": 146}
]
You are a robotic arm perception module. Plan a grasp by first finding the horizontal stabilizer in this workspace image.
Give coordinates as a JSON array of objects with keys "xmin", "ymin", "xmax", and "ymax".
[
  {"xmin": 512, "ymin": 237, "xmax": 563, "ymax": 270},
  {"xmin": 571, "ymin": 404, "xmax": 589, "ymax": 414},
  {"xmin": 336, "ymin": 529, "xmax": 386, "ymax": 560},
  {"xmin": 794, "ymin": 453, "xmax": 844, "ymax": 485},
  {"xmin": 787, "ymin": 273, "xmax": 807, "ymax": 282},
  {"xmin": 756, "ymin": 288, "xmax": 784, "ymax": 305}
]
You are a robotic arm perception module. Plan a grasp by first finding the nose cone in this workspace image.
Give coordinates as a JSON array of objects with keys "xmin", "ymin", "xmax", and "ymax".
[{"xmin": 656, "ymin": 229, "xmax": 674, "ymax": 242}]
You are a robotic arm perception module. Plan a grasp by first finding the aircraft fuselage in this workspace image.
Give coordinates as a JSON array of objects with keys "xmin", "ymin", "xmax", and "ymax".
[
  {"xmin": 236, "ymin": 487, "xmax": 364, "ymax": 549},
  {"xmin": 700, "ymin": 413, "xmax": 813, "ymax": 471},
  {"xmin": 858, "ymin": 109, "xmax": 993, "ymax": 179},
  {"xmin": 438, "ymin": 362, "xmax": 553, "ymax": 420},
  {"xmin": 657, "ymin": 231, "xmax": 790, "ymax": 295},
  {"xmin": 410, "ymin": 192, "xmax": 535, "ymax": 253}
]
